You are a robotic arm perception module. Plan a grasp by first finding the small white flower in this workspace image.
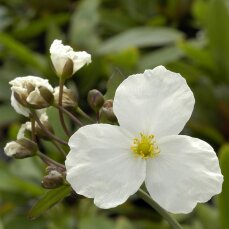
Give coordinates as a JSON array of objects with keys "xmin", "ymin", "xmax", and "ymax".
[
  {"xmin": 65, "ymin": 66, "xmax": 223, "ymax": 214},
  {"xmin": 10, "ymin": 76, "xmax": 53, "ymax": 117},
  {"xmin": 50, "ymin": 39, "xmax": 91, "ymax": 77}
]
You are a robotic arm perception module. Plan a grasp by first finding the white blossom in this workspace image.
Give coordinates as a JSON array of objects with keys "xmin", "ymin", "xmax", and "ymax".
[
  {"xmin": 65, "ymin": 66, "xmax": 223, "ymax": 214},
  {"xmin": 9, "ymin": 76, "xmax": 53, "ymax": 117},
  {"xmin": 50, "ymin": 39, "xmax": 91, "ymax": 77}
]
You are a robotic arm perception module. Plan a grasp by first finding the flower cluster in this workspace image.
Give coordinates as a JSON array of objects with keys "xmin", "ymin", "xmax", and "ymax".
[{"xmin": 4, "ymin": 40, "xmax": 223, "ymax": 217}]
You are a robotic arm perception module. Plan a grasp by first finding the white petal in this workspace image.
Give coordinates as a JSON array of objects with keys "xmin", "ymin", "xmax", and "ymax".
[
  {"xmin": 65, "ymin": 124, "xmax": 145, "ymax": 209},
  {"xmin": 71, "ymin": 51, "xmax": 91, "ymax": 74},
  {"xmin": 11, "ymin": 93, "xmax": 30, "ymax": 117},
  {"xmin": 9, "ymin": 76, "xmax": 53, "ymax": 92},
  {"xmin": 17, "ymin": 124, "xmax": 27, "ymax": 139},
  {"xmin": 50, "ymin": 39, "xmax": 91, "ymax": 76},
  {"xmin": 4, "ymin": 141, "xmax": 21, "ymax": 157},
  {"xmin": 145, "ymin": 135, "xmax": 223, "ymax": 214},
  {"xmin": 113, "ymin": 66, "xmax": 195, "ymax": 138}
]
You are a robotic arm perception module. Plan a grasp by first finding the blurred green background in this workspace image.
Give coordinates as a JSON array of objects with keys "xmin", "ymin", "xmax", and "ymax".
[{"xmin": 0, "ymin": 0, "xmax": 229, "ymax": 228}]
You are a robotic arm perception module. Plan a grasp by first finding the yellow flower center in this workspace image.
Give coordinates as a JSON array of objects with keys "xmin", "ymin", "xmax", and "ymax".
[{"xmin": 131, "ymin": 133, "xmax": 160, "ymax": 159}]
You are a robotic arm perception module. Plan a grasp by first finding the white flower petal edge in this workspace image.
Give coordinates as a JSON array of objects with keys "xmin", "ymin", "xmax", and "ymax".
[
  {"xmin": 11, "ymin": 93, "xmax": 30, "ymax": 117},
  {"xmin": 113, "ymin": 66, "xmax": 195, "ymax": 138},
  {"xmin": 66, "ymin": 124, "xmax": 146, "ymax": 209},
  {"xmin": 50, "ymin": 39, "xmax": 91, "ymax": 76},
  {"xmin": 145, "ymin": 135, "xmax": 223, "ymax": 214}
]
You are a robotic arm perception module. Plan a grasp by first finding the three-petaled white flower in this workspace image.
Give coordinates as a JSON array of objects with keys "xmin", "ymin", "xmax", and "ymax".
[
  {"xmin": 50, "ymin": 39, "xmax": 91, "ymax": 77},
  {"xmin": 10, "ymin": 76, "xmax": 53, "ymax": 117},
  {"xmin": 65, "ymin": 66, "xmax": 223, "ymax": 214}
]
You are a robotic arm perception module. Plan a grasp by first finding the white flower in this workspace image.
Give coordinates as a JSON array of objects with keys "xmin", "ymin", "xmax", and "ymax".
[
  {"xmin": 10, "ymin": 76, "xmax": 53, "ymax": 117},
  {"xmin": 50, "ymin": 39, "xmax": 91, "ymax": 77},
  {"xmin": 65, "ymin": 66, "xmax": 223, "ymax": 214}
]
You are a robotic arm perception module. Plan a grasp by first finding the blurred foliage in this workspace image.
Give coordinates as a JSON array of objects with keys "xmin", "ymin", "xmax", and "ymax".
[{"xmin": 0, "ymin": 0, "xmax": 229, "ymax": 228}]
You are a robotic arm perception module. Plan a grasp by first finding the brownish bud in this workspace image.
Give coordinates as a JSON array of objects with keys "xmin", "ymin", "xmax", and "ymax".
[
  {"xmin": 42, "ymin": 170, "xmax": 64, "ymax": 189},
  {"xmin": 87, "ymin": 89, "xmax": 104, "ymax": 112},
  {"xmin": 100, "ymin": 100, "xmax": 117, "ymax": 123}
]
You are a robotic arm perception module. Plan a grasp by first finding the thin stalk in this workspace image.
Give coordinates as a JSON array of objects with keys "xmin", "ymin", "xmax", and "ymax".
[
  {"xmin": 51, "ymin": 140, "xmax": 67, "ymax": 157},
  {"xmin": 137, "ymin": 189, "xmax": 183, "ymax": 229},
  {"xmin": 96, "ymin": 112, "xmax": 100, "ymax": 123},
  {"xmin": 54, "ymin": 104, "xmax": 83, "ymax": 127},
  {"xmin": 76, "ymin": 107, "xmax": 94, "ymax": 123},
  {"xmin": 31, "ymin": 110, "xmax": 68, "ymax": 146},
  {"xmin": 58, "ymin": 78, "xmax": 71, "ymax": 137},
  {"xmin": 30, "ymin": 116, "xmax": 36, "ymax": 142},
  {"xmin": 37, "ymin": 151, "xmax": 65, "ymax": 169}
]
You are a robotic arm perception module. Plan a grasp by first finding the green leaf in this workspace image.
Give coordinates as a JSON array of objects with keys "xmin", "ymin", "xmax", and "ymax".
[
  {"xmin": 69, "ymin": 0, "xmax": 100, "ymax": 51},
  {"xmin": 28, "ymin": 185, "xmax": 71, "ymax": 219},
  {"xmin": 0, "ymin": 105, "xmax": 19, "ymax": 127},
  {"xmin": 13, "ymin": 13, "xmax": 69, "ymax": 39},
  {"xmin": 218, "ymin": 144, "xmax": 229, "ymax": 229},
  {"xmin": 179, "ymin": 41, "xmax": 216, "ymax": 74},
  {"xmin": 0, "ymin": 32, "xmax": 46, "ymax": 72},
  {"xmin": 79, "ymin": 215, "xmax": 115, "ymax": 229},
  {"xmin": 0, "ymin": 161, "xmax": 44, "ymax": 196},
  {"xmin": 138, "ymin": 46, "xmax": 184, "ymax": 71},
  {"xmin": 195, "ymin": 204, "xmax": 219, "ymax": 229},
  {"xmin": 104, "ymin": 69, "xmax": 126, "ymax": 100},
  {"xmin": 205, "ymin": 0, "xmax": 229, "ymax": 83},
  {"xmin": 98, "ymin": 27, "xmax": 183, "ymax": 54}
]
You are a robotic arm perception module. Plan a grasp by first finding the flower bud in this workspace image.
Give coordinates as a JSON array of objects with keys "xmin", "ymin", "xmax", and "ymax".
[
  {"xmin": 10, "ymin": 76, "xmax": 53, "ymax": 117},
  {"xmin": 87, "ymin": 89, "xmax": 104, "ymax": 112},
  {"xmin": 53, "ymin": 86, "xmax": 77, "ymax": 108},
  {"xmin": 100, "ymin": 100, "xmax": 117, "ymax": 122},
  {"xmin": 42, "ymin": 170, "xmax": 64, "ymax": 189},
  {"xmin": 26, "ymin": 86, "xmax": 54, "ymax": 109},
  {"xmin": 4, "ymin": 139, "xmax": 37, "ymax": 159},
  {"xmin": 61, "ymin": 58, "xmax": 74, "ymax": 80},
  {"xmin": 50, "ymin": 39, "xmax": 91, "ymax": 79}
]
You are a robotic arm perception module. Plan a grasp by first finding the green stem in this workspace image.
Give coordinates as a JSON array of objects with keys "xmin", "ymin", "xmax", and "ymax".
[
  {"xmin": 58, "ymin": 78, "xmax": 71, "ymax": 137},
  {"xmin": 31, "ymin": 110, "xmax": 68, "ymax": 146},
  {"xmin": 54, "ymin": 104, "xmax": 83, "ymax": 127},
  {"xmin": 137, "ymin": 189, "xmax": 183, "ymax": 229},
  {"xmin": 51, "ymin": 140, "xmax": 67, "ymax": 157},
  {"xmin": 76, "ymin": 107, "xmax": 94, "ymax": 123},
  {"xmin": 30, "ymin": 116, "xmax": 36, "ymax": 142},
  {"xmin": 37, "ymin": 151, "xmax": 65, "ymax": 169}
]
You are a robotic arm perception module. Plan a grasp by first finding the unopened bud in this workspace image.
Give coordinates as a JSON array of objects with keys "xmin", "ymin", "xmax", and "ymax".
[
  {"xmin": 87, "ymin": 89, "xmax": 104, "ymax": 112},
  {"xmin": 100, "ymin": 100, "xmax": 117, "ymax": 122},
  {"xmin": 53, "ymin": 86, "xmax": 77, "ymax": 108},
  {"xmin": 61, "ymin": 58, "xmax": 74, "ymax": 80},
  {"xmin": 42, "ymin": 170, "xmax": 64, "ymax": 189},
  {"xmin": 4, "ymin": 138, "xmax": 37, "ymax": 159},
  {"xmin": 27, "ymin": 86, "xmax": 54, "ymax": 109}
]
